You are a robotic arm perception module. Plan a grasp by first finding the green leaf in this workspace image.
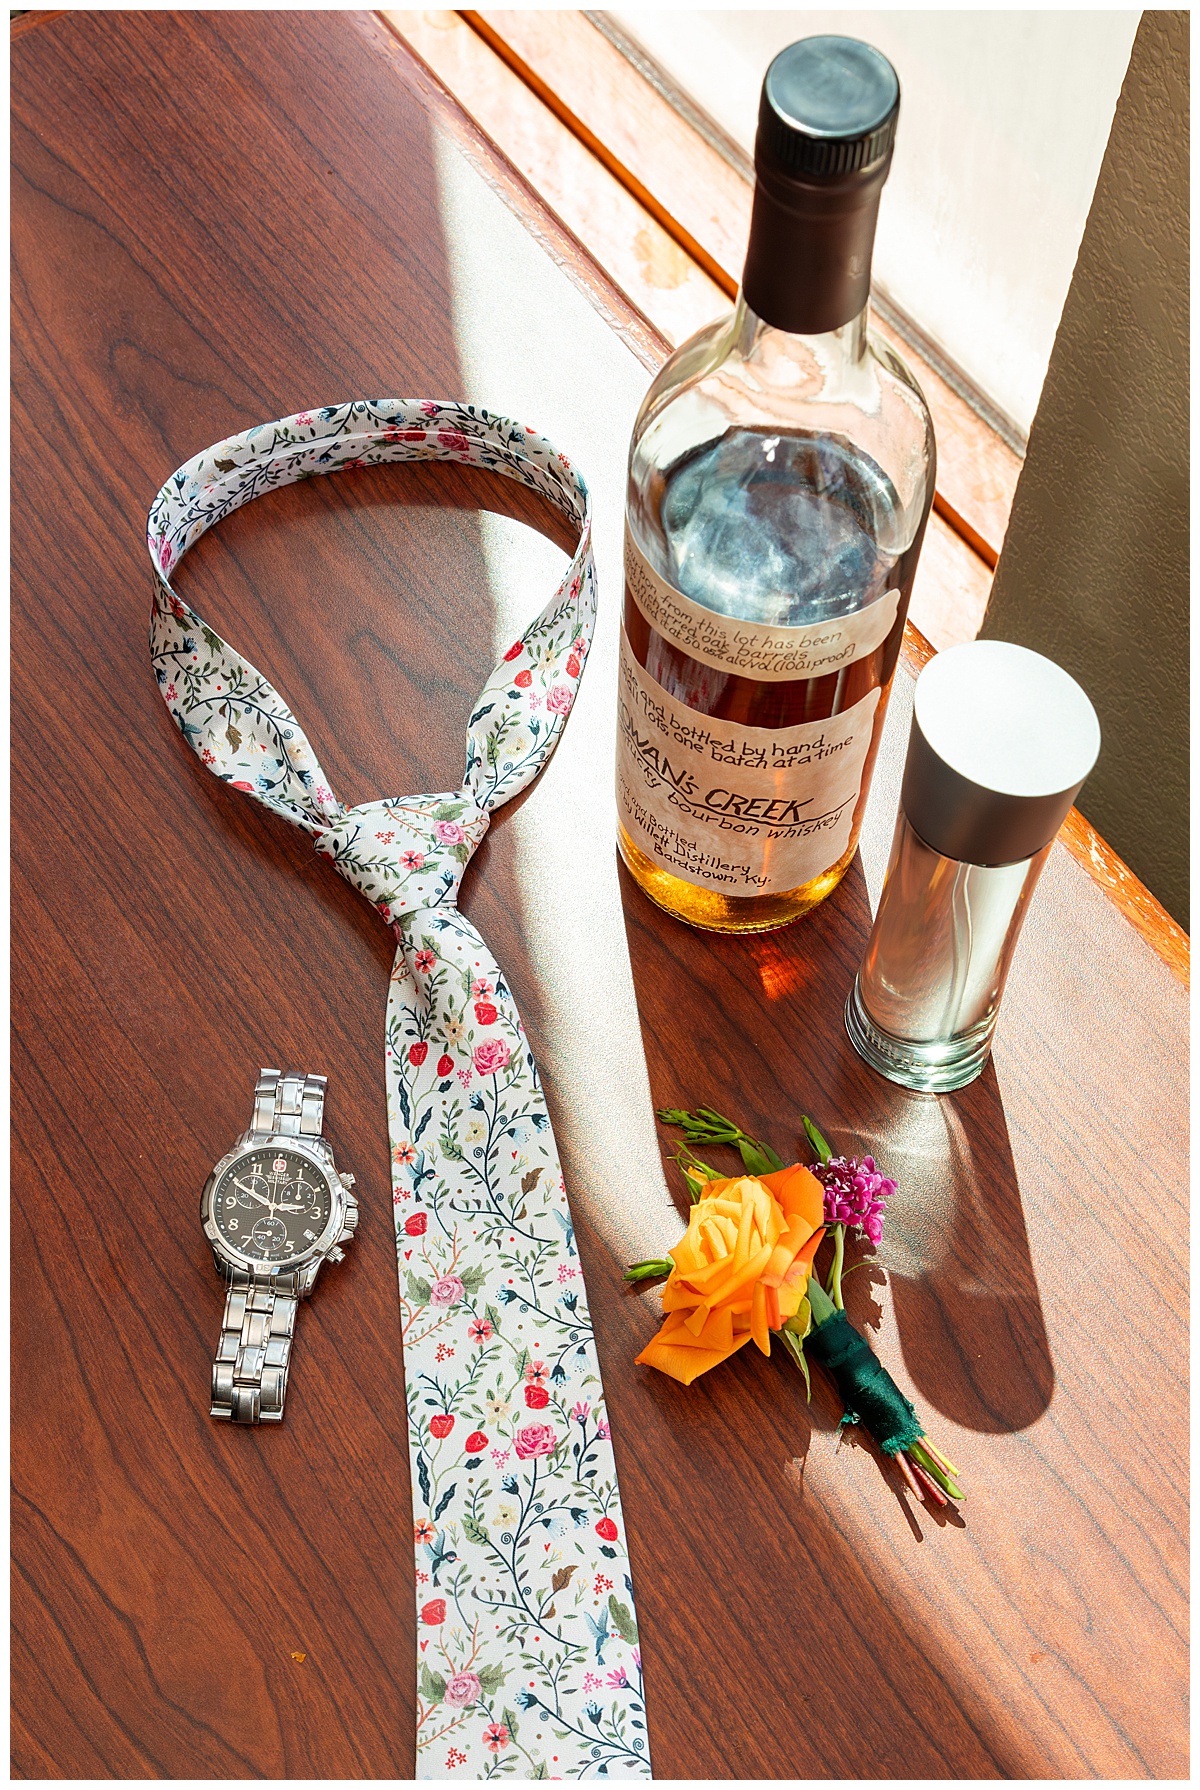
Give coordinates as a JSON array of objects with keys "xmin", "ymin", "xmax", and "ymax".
[
  {"xmin": 777, "ymin": 1324, "xmax": 812, "ymax": 1401},
  {"xmin": 783, "ymin": 1296, "xmax": 811, "ymax": 1340},
  {"xmin": 406, "ymin": 1271, "xmax": 432, "ymax": 1305},
  {"xmin": 531, "ymin": 1762, "xmax": 548, "ymax": 1779},
  {"xmin": 801, "ymin": 1114, "xmax": 834, "ymax": 1165},
  {"xmin": 608, "ymin": 1594, "xmax": 638, "ymax": 1645},
  {"xmin": 658, "ymin": 1104, "xmax": 784, "ymax": 1173},
  {"xmin": 669, "ymin": 1142, "xmax": 721, "ymax": 1198},
  {"xmin": 420, "ymin": 1662, "xmax": 447, "ymax": 1704},
  {"xmin": 462, "ymin": 1515, "xmax": 489, "ymax": 1546},
  {"xmin": 622, "ymin": 1259, "xmax": 673, "ymax": 1282},
  {"xmin": 502, "ymin": 1706, "xmax": 520, "ymax": 1742},
  {"xmin": 477, "ymin": 1662, "xmax": 508, "ymax": 1695},
  {"xmin": 737, "ymin": 1139, "xmax": 779, "ymax": 1176},
  {"xmin": 806, "ymin": 1274, "xmax": 837, "ymax": 1326},
  {"xmin": 459, "ymin": 1263, "xmax": 487, "ymax": 1295},
  {"xmin": 485, "ymin": 1303, "xmax": 503, "ymax": 1336}
]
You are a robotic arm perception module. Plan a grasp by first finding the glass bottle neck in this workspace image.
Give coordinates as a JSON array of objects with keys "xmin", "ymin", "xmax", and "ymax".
[{"xmin": 729, "ymin": 294, "xmax": 873, "ymax": 399}]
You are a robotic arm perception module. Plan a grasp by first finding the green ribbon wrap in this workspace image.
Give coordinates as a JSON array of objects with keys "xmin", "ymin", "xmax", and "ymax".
[{"xmin": 805, "ymin": 1310, "xmax": 924, "ymax": 1456}]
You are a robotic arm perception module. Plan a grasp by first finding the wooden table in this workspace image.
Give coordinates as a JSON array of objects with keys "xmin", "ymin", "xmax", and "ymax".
[{"xmin": 12, "ymin": 11, "xmax": 1187, "ymax": 1779}]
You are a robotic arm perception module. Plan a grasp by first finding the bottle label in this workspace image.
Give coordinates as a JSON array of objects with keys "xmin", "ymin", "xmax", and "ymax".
[
  {"xmin": 625, "ymin": 525, "xmax": 900, "ymax": 682},
  {"xmin": 616, "ymin": 637, "xmax": 880, "ymax": 895}
]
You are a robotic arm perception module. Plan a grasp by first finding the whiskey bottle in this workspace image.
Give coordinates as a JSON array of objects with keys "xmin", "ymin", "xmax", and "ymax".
[{"xmin": 616, "ymin": 35, "xmax": 936, "ymax": 932}]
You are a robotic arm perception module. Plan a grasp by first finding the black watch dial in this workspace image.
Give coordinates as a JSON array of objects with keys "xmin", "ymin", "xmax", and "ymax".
[{"xmin": 213, "ymin": 1148, "xmax": 334, "ymax": 1263}]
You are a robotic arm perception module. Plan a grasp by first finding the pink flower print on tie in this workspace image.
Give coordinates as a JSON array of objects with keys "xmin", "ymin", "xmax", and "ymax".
[{"xmin": 472, "ymin": 1039, "xmax": 510, "ymax": 1076}]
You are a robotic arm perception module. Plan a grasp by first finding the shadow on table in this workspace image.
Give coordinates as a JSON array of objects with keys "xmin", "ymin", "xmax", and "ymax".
[{"xmin": 618, "ymin": 847, "xmax": 1054, "ymax": 1434}]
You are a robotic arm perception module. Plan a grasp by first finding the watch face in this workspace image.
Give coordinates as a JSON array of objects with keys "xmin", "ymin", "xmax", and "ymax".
[{"xmin": 212, "ymin": 1148, "xmax": 334, "ymax": 1264}]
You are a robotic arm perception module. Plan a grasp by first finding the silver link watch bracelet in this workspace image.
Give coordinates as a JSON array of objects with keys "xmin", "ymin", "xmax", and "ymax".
[{"xmin": 250, "ymin": 1066, "xmax": 327, "ymax": 1140}]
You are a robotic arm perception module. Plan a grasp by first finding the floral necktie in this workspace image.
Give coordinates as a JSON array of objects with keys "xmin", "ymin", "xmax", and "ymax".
[{"xmin": 148, "ymin": 401, "xmax": 651, "ymax": 1781}]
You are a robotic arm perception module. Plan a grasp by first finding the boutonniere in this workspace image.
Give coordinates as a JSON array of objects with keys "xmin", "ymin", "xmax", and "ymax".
[{"xmin": 625, "ymin": 1106, "xmax": 962, "ymax": 1507}]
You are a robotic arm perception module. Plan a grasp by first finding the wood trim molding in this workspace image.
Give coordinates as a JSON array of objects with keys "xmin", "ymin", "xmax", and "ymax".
[
  {"xmin": 1057, "ymin": 812, "xmax": 1189, "ymax": 986},
  {"xmin": 11, "ymin": 11, "xmax": 66, "ymax": 37},
  {"xmin": 461, "ymin": 8, "xmax": 741, "ymax": 299}
]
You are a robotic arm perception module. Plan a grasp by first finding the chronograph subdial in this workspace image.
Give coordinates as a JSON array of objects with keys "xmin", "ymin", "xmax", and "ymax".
[
  {"xmin": 249, "ymin": 1214, "xmax": 289, "ymax": 1257},
  {"xmin": 233, "ymin": 1173, "xmax": 271, "ymax": 1210},
  {"xmin": 282, "ymin": 1176, "xmax": 325, "ymax": 1218}
]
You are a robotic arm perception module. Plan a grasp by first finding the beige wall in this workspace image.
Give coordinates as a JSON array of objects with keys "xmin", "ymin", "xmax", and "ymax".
[{"xmin": 981, "ymin": 9, "xmax": 1188, "ymax": 924}]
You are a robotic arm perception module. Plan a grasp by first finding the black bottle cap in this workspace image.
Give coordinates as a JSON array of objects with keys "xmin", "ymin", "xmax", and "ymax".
[
  {"xmin": 742, "ymin": 37, "xmax": 901, "ymax": 335},
  {"xmin": 758, "ymin": 36, "xmax": 900, "ymax": 181}
]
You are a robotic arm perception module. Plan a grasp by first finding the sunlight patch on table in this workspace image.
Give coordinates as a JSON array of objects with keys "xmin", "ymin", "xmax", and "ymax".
[{"xmin": 434, "ymin": 133, "xmax": 677, "ymax": 1270}]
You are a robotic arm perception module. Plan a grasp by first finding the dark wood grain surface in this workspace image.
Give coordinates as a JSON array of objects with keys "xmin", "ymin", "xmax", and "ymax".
[{"xmin": 12, "ymin": 10, "xmax": 1188, "ymax": 1780}]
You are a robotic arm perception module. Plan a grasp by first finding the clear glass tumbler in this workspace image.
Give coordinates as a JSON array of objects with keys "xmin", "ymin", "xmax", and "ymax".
[{"xmin": 845, "ymin": 813, "xmax": 1051, "ymax": 1091}]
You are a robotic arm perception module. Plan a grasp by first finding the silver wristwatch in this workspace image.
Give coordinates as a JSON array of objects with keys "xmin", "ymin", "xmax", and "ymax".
[{"xmin": 200, "ymin": 1068, "xmax": 358, "ymax": 1425}]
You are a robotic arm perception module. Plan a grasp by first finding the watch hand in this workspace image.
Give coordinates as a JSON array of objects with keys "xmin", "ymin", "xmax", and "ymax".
[{"xmin": 233, "ymin": 1177, "xmax": 272, "ymax": 1207}]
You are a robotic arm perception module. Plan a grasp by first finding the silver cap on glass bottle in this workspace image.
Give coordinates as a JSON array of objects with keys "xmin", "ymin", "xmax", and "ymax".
[{"xmin": 901, "ymin": 641, "xmax": 1101, "ymax": 866}]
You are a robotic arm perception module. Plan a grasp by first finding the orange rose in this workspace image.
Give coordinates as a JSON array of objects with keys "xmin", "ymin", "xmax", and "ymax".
[{"xmin": 634, "ymin": 1164, "xmax": 826, "ymax": 1386}]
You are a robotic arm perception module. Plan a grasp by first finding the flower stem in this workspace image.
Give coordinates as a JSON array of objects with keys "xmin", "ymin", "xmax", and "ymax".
[
  {"xmin": 906, "ymin": 1456, "xmax": 949, "ymax": 1507},
  {"xmin": 916, "ymin": 1434, "xmax": 960, "ymax": 1479},
  {"xmin": 894, "ymin": 1450, "xmax": 925, "ymax": 1502},
  {"xmin": 667, "ymin": 1142, "xmax": 721, "ymax": 1202},
  {"xmin": 909, "ymin": 1438, "xmax": 964, "ymax": 1500},
  {"xmin": 826, "ymin": 1223, "xmax": 846, "ymax": 1309}
]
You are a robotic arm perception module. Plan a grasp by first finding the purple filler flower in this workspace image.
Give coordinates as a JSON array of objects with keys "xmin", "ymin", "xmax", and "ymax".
[{"xmin": 815, "ymin": 1155, "xmax": 897, "ymax": 1248}]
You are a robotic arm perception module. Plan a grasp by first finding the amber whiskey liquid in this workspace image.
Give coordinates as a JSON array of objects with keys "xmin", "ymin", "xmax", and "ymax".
[{"xmin": 617, "ymin": 425, "xmax": 928, "ymax": 932}]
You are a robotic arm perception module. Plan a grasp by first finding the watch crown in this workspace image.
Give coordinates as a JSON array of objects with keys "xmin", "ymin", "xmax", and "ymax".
[
  {"xmin": 339, "ymin": 1172, "xmax": 357, "ymax": 1188},
  {"xmin": 342, "ymin": 1207, "xmax": 358, "ymax": 1231},
  {"xmin": 327, "ymin": 1246, "xmax": 346, "ymax": 1264}
]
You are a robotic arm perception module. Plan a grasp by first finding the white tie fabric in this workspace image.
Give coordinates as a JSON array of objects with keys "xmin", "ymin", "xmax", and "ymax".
[{"xmin": 148, "ymin": 401, "xmax": 651, "ymax": 1781}]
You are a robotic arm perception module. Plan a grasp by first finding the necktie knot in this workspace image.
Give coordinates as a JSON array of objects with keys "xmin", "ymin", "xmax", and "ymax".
[{"xmin": 315, "ymin": 792, "xmax": 489, "ymax": 924}]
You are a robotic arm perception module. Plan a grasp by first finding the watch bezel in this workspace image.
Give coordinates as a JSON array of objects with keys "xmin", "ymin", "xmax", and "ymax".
[{"xmin": 201, "ymin": 1133, "xmax": 346, "ymax": 1273}]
